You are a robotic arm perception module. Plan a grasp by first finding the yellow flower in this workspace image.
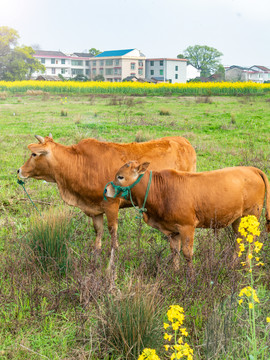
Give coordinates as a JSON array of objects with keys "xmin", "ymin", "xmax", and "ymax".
[
  {"xmin": 164, "ymin": 345, "xmax": 170, "ymax": 351},
  {"xmin": 180, "ymin": 328, "xmax": 188, "ymax": 337},
  {"xmin": 256, "ymin": 262, "xmax": 264, "ymax": 266},
  {"xmin": 248, "ymin": 253, "xmax": 253, "ymax": 259},
  {"xmin": 164, "ymin": 333, "xmax": 172, "ymax": 341},
  {"xmin": 249, "ymin": 303, "xmax": 253, "ymax": 309},
  {"xmin": 238, "ymin": 299, "xmax": 243, "ymax": 305},
  {"xmin": 163, "ymin": 323, "xmax": 170, "ymax": 329},
  {"xmin": 267, "ymin": 317, "xmax": 270, "ymax": 323}
]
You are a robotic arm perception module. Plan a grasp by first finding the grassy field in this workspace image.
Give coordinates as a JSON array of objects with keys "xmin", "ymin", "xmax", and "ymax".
[{"xmin": 0, "ymin": 91, "xmax": 270, "ymax": 359}]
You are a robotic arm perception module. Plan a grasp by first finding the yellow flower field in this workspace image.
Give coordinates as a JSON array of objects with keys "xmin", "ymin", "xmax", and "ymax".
[{"xmin": 0, "ymin": 80, "xmax": 270, "ymax": 96}]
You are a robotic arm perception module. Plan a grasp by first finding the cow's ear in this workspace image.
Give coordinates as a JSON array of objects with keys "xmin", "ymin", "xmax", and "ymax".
[
  {"xmin": 136, "ymin": 162, "xmax": 150, "ymax": 174},
  {"xmin": 28, "ymin": 144, "xmax": 49, "ymax": 155}
]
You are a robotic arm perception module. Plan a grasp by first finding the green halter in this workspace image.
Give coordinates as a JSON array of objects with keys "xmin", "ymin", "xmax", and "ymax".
[{"xmin": 103, "ymin": 171, "xmax": 152, "ymax": 218}]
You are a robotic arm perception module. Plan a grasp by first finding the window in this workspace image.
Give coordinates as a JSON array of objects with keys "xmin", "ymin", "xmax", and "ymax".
[
  {"xmin": 72, "ymin": 69, "xmax": 83, "ymax": 75},
  {"xmin": 105, "ymin": 68, "xmax": 113, "ymax": 75},
  {"xmin": 106, "ymin": 59, "xmax": 113, "ymax": 66},
  {"xmin": 114, "ymin": 68, "xmax": 121, "ymax": 75},
  {"xmin": 138, "ymin": 68, "xmax": 143, "ymax": 76},
  {"xmin": 115, "ymin": 59, "xmax": 120, "ymax": 66},
  {"xmin": 41, "ymin": 58, "xmax": 45, "ymax": 64},
  {"xmin": 99, "ymin": 68, "xmax": 104, "ymax": 74},
  {"xmin": 160, "ymin": 60, "xmax": 164, "ymax": 66},
  {"xmin": 175, "ymin": 66, "xmax": 178, "ymax": 71},
  {"xmin": 71, "ymin": 60, "xmax": 83, "ymax": 66},
  {"xmin": 131, "ymin": 63, "xmax": 135, "ymax": 70},
  {"xmin": 139, "ymin": 61, "xmax": 143, "ymax": 67},
  {"xmin": 92, "ymin": 69, "xmax": 97, "ymax": 76},
  {"xmin": 150, "ymin": 61, "xmax": 154, "ymax": 66},
  {"xmin": 85, "ymin": 61, "xmax": 90, "ymax": 66},
  {"xmin": 51, "ymin": 68, "xmax": 55, "ymax": 74},
  {"xmin": 61, "ymin": 68, "xmax": 65, "ymax": 74},
  {"xmin": 99, "ymin": 60, "xmax": 104, "ymax": 66},
  {"xmin": 51, "ymin": 58, "xmax": 55, "ymax": 64},
  {"xmin": 61, "ymin": 59, "xmax": 65, "ymax": 64},
  {"xmin": 175, "ymin": 74, "xmax": 178, "ymax": 79},
  {"xmin": 160, "ymin": 69, "xmax": 164, "ymax": 75},
  {"xmin": 150, "ymin": 70, "xmax": 154, "ymax": 75},
  {"xmin": 92, "ymin": 61, "xmax": 96, "ymax": 66},
  {"xmin": 85, "ymin": 69, "xmax": 90, "ymax": 75}
]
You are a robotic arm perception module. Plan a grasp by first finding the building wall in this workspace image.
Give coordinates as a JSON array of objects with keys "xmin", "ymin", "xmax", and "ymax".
[
  {"xmin": 32, "ymin": 54, "xmax": 91, "ymax": 79},
  {"xmin": 89, "ymin": 56, "xmax": 145, "ymax": 81},
  {"xmin": 145, "ymin": 59, "xmax": 187, "ymax": 83}
]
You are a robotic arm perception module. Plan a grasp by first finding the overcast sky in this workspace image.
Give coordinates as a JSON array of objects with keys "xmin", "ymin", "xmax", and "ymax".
[{"xmin": 1, "ymin": 0, "xmax": 270, "ymax": 67}]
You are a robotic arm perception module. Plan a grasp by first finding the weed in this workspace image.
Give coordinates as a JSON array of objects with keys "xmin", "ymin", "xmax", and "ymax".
[
  {"xmin": 135, "ymin": 130, "xmax": 152, "ymax": 142},
  {"xmin": 159, "ymin": 108, "xmax": 171, "ymax": 116},
  {"xmin": 61, "ymin": 109, "xmax": 67, "ymax": 116}
]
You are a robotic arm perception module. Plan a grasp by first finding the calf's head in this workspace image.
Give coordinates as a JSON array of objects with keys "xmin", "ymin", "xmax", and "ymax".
[
  {"xmin": 105, "ymin": 161, "xmax": 150, "ymax": 198},
  {"xmin": 17, "ymin": 134, "xmax": 56, "ymax": 182}
]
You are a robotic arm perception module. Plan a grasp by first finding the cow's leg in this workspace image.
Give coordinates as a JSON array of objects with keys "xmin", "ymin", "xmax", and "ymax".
[
  {"xmin": 92, "ymin": 214, "xmax": 104, "ymax": 252},
  {"xmin": 169, "ymin": 233, "xmax": 181, "ymax": 271},
  {"xmin": 178, "ymin": 225, "xmax": 195, "ymax": 280}
]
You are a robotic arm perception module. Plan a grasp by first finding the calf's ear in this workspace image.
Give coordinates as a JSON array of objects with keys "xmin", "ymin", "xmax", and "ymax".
[{"xmin": 136, "ymin": 162, "xmax": 150, "ymax": 174}]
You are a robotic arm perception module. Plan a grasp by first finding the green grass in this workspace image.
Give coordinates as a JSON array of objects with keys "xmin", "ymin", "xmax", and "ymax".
[{"xmin": 0, "ymin": 92, "xmax": 269, "ymax": 359}]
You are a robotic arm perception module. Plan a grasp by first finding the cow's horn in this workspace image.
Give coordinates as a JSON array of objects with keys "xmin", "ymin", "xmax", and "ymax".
[
  {"xmin": 48, "ymin": 133, "xmax": 53, "ymax": 138},
  {"xmin": 35, "ymin": 135, "xmax": 45, "ymax": 144}
]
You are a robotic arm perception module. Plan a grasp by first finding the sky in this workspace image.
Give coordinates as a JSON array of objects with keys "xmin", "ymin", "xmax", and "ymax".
[{"xmin": 1, "ymin": 0, "xmax": 270, "ymax": 67}]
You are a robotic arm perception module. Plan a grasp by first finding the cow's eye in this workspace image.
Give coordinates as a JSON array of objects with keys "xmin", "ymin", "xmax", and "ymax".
[
  {"xmin": 117, "ymin": 175, "xmax": 124, "ymax": 180},
  {"xmin": 32, "ymin": 153, "xmax": 37, "ymax": 157}
]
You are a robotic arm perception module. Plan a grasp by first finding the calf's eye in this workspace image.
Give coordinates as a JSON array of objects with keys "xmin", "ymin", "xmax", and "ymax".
[
  {"xmin": 117, "ymin": 175, "xmax": 124, "ymax": 180},
  {"xmin": 32, "ymin": 153, "xmax": 37, "ymax": 157}
]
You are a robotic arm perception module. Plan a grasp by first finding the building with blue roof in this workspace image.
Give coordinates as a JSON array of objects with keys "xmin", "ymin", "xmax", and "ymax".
[{"xmin": 89, "ymin": 48, "xmax": 146, "ymax": 82}]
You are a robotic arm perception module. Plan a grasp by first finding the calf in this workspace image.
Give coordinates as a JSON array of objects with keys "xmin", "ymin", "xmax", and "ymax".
[{"xmin": 105, "ymin": 161, "xmax": 270, "ymax": 276}]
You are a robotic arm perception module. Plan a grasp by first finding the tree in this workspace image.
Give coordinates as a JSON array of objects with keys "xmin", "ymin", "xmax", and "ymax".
[
  {"xmin": 0, "ymin": 27, "xmax": 45, "ymax": 80},
  {"xmin": 93, "ymin": 74, "xmax": 104, "ymax": 81},
  {"xmin": 89, "ymin": 48, "xmax": 102, "ymax": 56},
  {"xmin": 1, "ymin": 46, "xmax": 45, "ymax": 80},
  {"xmin": 0, "ymin": 26, "xmax": 19, "ymax": 57},
  {"xmin": 182, "ymin": 45, "xmax": 223, "ymax": 77}
]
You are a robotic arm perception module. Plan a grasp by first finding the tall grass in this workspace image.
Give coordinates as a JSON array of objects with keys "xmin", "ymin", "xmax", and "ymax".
[
  {"xmin": 26, "ymin": 208, "xmax": 72, "ymax": 275},
  {"xmin": 96, "ymin": 280, "xmax": 164, "ymax": 359}
]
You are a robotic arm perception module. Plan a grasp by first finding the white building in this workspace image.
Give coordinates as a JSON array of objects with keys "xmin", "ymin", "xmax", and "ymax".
[
  {"xmin": 145, "ymin": 58, "xmax": 187, "ymax": 83},
  {"xmin": 32, "ymin": 50, "xmax": 93, "ymax": 79}
]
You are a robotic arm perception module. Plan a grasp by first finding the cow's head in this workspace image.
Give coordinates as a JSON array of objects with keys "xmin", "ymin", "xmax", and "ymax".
[
  {"xmin": 17, "ymin": 134, "xmax": 56, "ymax": 182},
  {"xmin": 104, "ymin": 161, "xmax": 150, "ymax": 198}
]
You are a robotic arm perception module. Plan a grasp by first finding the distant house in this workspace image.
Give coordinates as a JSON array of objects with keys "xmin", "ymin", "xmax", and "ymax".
[
  {"xmin": 145, "ymin": 58, "xmax": 187, "ymax": 83},
  {"xmin": 90, "ymin": 49, "xmax": 146, "ymax": 82},
  {"xmin": 32, "ymin": 50, "xmax": 93, "ymax": 79},
  {"xmin": 225, "ymin": 65, "xmax": 270, "ymax": 83}
]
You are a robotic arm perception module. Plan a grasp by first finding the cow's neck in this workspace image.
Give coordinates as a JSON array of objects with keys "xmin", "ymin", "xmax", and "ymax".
[{"xmin": 130, "ymin": 172, "xmax": 152, "ymax": 210}]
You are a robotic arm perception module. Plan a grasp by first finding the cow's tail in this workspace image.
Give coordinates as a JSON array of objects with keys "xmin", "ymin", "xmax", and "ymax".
[{"xmin": 258, "ymin": 169, "xmax": 270, "ymax": 232}]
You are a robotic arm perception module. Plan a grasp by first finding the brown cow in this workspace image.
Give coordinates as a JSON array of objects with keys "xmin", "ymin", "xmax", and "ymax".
[
  {"xmin": 17, "ymin": 134, "xmax": 196, "ymax": 254},
  {"xmin": 105, "ymin": 161, "xmax": 270, "ymax": 277}
]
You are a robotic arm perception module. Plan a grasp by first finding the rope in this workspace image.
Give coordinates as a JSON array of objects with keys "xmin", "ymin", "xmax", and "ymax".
[
  {"xmin": 103, "ymin": 171, "xmax": 152, "ymax": 219},
  {"xmin": 17, "ymin": 178, "xmax": 42, "ymax": 216}
]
